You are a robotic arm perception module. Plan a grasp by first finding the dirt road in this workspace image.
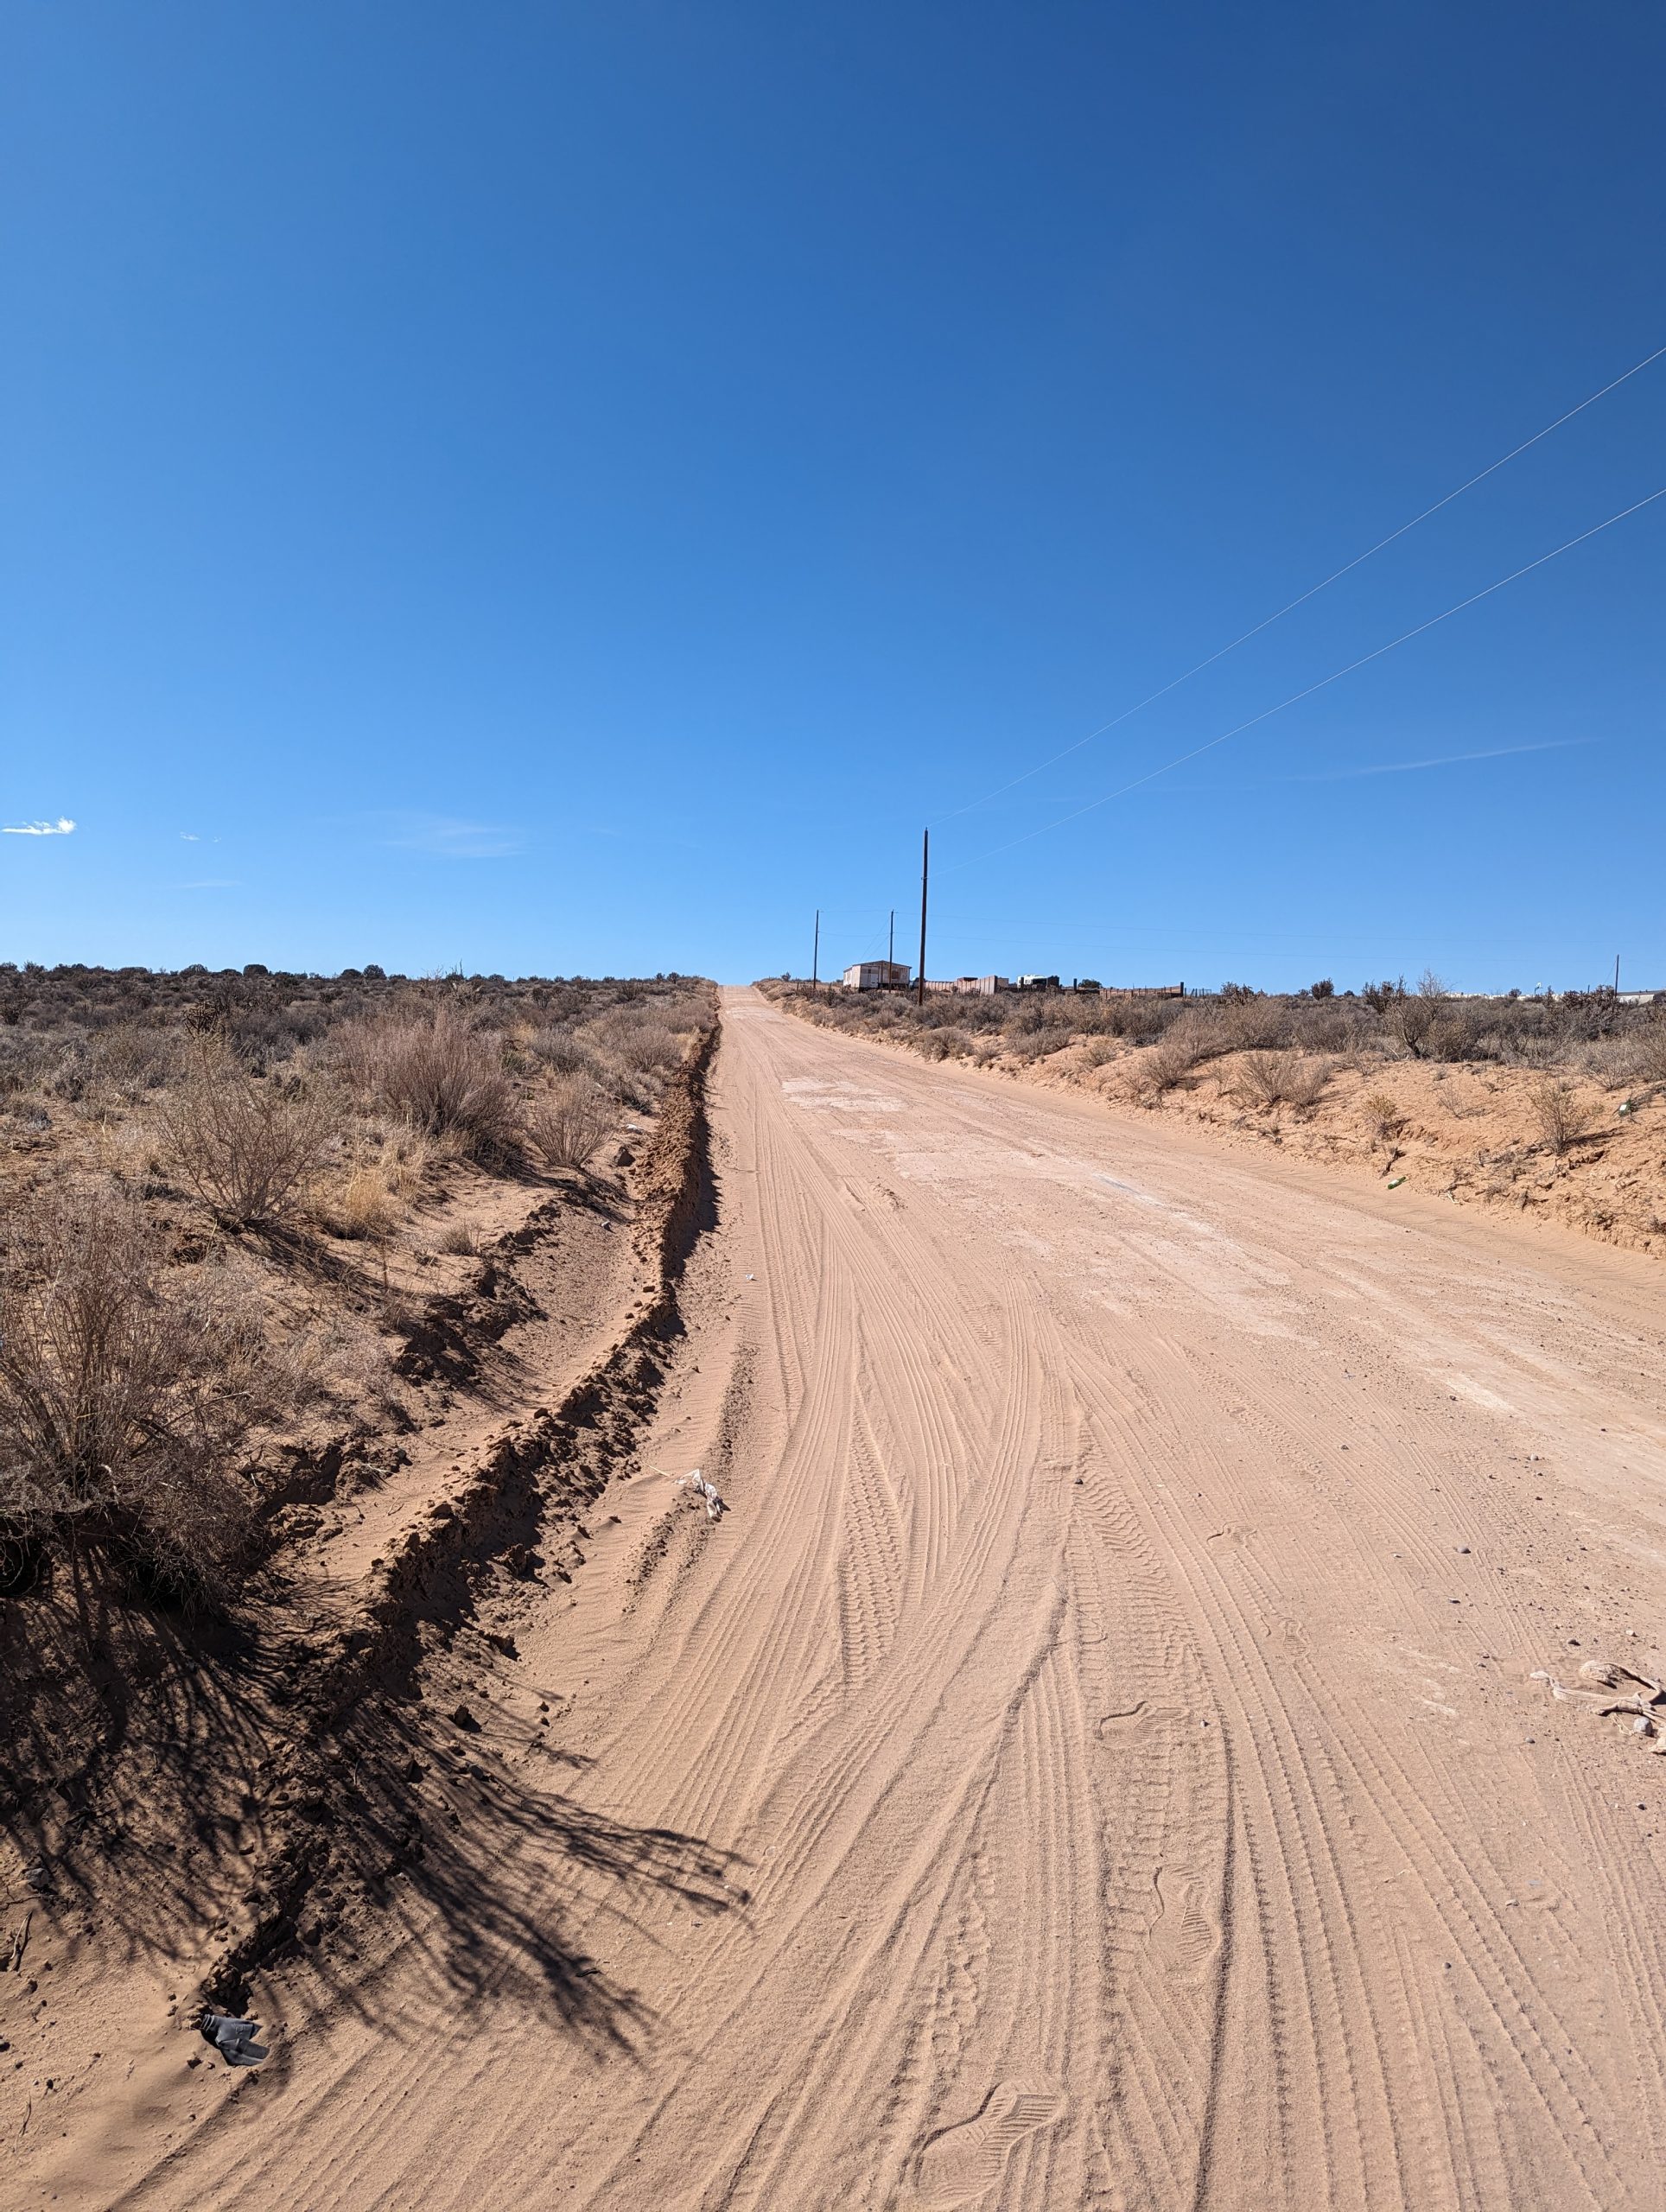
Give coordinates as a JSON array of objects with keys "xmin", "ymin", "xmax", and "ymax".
[{"xmin": 111, "ymin": 987, "xmax": 1666, "ymax": 2209}]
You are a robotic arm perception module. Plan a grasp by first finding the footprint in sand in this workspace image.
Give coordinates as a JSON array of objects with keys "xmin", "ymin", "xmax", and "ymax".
[
  {"xmin": 911, "ymin": 2080, "xmax": 1065, "ymax": 2209},
  {"xmin": 1097, "ymin": 1700, "xmax": 1186, "ymax": 1744},
  {"xmin": 1144, "ymin": 1867, "xmax": 1220, "ymax": 1984}
]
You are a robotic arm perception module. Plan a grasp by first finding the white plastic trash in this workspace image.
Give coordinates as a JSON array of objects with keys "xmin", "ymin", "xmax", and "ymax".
[{"xmin": 671, "ymin": 1469, "xmax": 725, "ymax": 1522}]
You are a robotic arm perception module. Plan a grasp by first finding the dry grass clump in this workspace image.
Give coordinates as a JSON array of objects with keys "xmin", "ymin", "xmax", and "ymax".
[
  {"xmin": 1231, "ymin": 1051, "xmax": 1332, "ymax": 1110},
  {"xmin": 0, "ymin": 1184, "xmax": 269, "ymax": 1599},
  {"xmin": 156, "ymin": 1039, "xmax": 343, "ymax": 1226},
  {"xmin": 525, "ymin": 1073, "xmax": 614, "ymax": 1171},
  {"xmin": 1528, "ymin": 1077, "xmax": 1600, "ymax": 1156},
  {"xmin": 334, "ymin": 1161, "xmax": 401, "ymax": 1241},
  {"xmin": 581, "ymin": 1004, "xmax": 690, "ymax": 1100},
  {"xmin": 326, "ymin": 1124, "xmax": 435, "ymax": 1240},
  {"xmin": 1363, "ymin": 1090, "xmax": 1404, "ymax": 1141},
  {"xmin": 335, "ymin": 1006, "xmax": 518, "ymax": 1156}
]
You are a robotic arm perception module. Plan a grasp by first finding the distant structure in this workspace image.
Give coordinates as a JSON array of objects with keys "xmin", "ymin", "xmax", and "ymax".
[
  {"xmin": 876, "ymin": 969, "xmax": 1189, "ymax": 1000},
  {"xmin": 842, "ymin": 959, "xmax": 912, "ymax": 990}
]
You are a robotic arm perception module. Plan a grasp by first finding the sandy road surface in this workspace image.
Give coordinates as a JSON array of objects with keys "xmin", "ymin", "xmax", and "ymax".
[{"xmin": 113, "ymin": 987, "xmax": 1666, "ymax": 2210}]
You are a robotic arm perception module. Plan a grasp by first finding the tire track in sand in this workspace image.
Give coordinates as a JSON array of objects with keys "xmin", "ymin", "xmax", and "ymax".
[{"xmin": 117, "ymin": 989, "xmax": 1666, "ymax": 2212}]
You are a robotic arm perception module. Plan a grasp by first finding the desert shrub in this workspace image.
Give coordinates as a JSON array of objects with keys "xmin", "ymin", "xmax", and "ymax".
[
  {"xmin": 228, "ymin": 1001, "xmax": 327, "ymax": 1068},
  {"xmin": 1363, "ymin": 1090, "xmax": 1403, "ymax": 1141},
  {"xmin": 1572, "ymin": 1035, "xmax": 1660, "ymax": 1090},
  {"xmin": 1232, "ymin": 1051, "xmax": 1332, "ymax": 1109},
  {"xmin": 1128, "ymin": 1024, "xmax": 1207, "ymax": 1100},
  {"xmin": 524, "ymin": 1073, "xmax": 614, "ymax": 1170},
  {"xmin": 158, "ymin": 1042, "xmax": 342, "ymax": 1225},
  {"xmin": 1292, "ymin": 1001, "xmax": 1359, "ymax": 1053},
  {"xmin": 43, "ymin": 1040, "xmax": 92, "ymax": 1101},
  {"xmin": 1385, "ymin": 972, "xmax": 1450, "ymax": 1059},
  {"xmin": 0, "ymin": 1184, "xmax": 266, "ymax": 1599},
  {"xmin": 1033, "ymin": 1024, "xmax": 1077, "ymax": 1057},
  {"xmin": 1216, "ymin": 995, "xmax": 1295, "ymax": 1053},
  {"xmin": 1551, "ymin": 986, "xmax": 1625, "ymax": 1043},
  {"xmin": 87, "ymin": 1022, "xmax": 181, "ymax": 1102},
  {"xmin": 582, "ymin": 1006, "xmax": 688, "ymax": 1102},
  {"xmin": 1497, "ymin": 1029, "xmax": 1563, "ymax": 1071},
  {"xmin": 1528, "ymin": 1077, "xmax": 1599, "ymax": 1155},
  {"xmin": 335, "ymin": 1006, "xmax": 518, "ymax": 1155},
  {"xmin": 0, "ymin": 1033, "xmax": 54, "ymax": 1097},
  {"xmin": 525, "ymin": 1026, "xmax": 598, "ymax": 1077},
  {"xmin": 1098, "ymin": 995, "xmax": 1177, "ymax": 1042},
  {"xmin": 1310, "ymin": 978, "xmax": 1335, "ymax": 999}
]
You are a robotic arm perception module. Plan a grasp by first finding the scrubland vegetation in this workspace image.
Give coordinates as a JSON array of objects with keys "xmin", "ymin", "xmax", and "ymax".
[
  {"xmin": 766, "ymin": 975, "xmax": 1666, "ymax": 1254},
  {"xmin": 0, "ymin": 963, "xmax": 713, "ymax": 1602},
  {"xmin": 773, "ymin": 971, "xmax": 1665, "ymax": 1083}
]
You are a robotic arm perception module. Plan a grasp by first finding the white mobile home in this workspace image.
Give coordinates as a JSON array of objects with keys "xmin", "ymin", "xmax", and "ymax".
[{"xmin": 842, "ymin": 960, "xmax": 912, "ymax": 990}]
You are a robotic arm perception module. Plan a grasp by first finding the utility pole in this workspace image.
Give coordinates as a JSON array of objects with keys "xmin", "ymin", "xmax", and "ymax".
[
  {"xmin": 812, "ymin": 909, "xmax": 820, "ymax": 995},
  {"xmin": 915, "ymin": 830, "xmax": 929, "ymax": 1008},
  {"xmin": 888, "ymin": 908, "xmax": 894, "ymax": 974}
]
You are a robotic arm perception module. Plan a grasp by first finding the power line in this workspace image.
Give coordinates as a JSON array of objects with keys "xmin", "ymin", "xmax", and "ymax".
[
  {"xmin": 938, "ymin": 338, "xmax": 1666, "ymax": 828},
  {"xmin": 948, "ymin": 485, "xmax": 1665, "ymax": 871}
]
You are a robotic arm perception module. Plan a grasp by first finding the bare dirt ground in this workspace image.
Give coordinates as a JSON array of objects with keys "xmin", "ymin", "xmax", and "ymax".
[
  {"xmin": 16, "ymin": 986, "xmax": 1666, "ymax": 2209},
  {"xmin": 768, "ymin": 981, "xmax": 1666, "ymax": 1262}
]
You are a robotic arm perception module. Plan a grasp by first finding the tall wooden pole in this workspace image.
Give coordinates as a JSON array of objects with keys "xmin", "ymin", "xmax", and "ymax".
[
  {"xmin": 812, "ymin": 909, "xmax": 819, "ymax": 995},
  {"xmin": 915, "ymin": 830, "xmax": 929, "ymax": 1007}
]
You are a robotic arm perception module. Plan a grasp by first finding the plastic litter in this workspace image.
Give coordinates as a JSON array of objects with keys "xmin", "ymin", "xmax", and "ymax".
[
  {"xmin": 200, "ymin": 2012, "xmax": 270, "ymax": 2066},
  {"xmin": 663, "ymin": 1467, "xmax": 725, "ymax": 1522},
  {"xmin": 1386, "ymin": 1176, "xmax": 1408, "ymax": 1190}
]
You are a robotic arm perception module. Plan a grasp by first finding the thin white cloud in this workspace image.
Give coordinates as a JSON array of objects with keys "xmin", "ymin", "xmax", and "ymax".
[
  {"xmin": 379, "ymin": 812, "xmax": 525, "ymax": 860},
  {"xmin": 180, "ymin": 831, "xmax": 200, "ymax": 842},
  {"xmin": 1156, "ymin": 735, "xmax": 1599, "ymax": 798},
  {"xmin": 3, "ymin": 816, "xmax": 76, "ymax": 836},
  {"xmin": 1289, "ymin": 736, "xmax": 1593, "ymax": 784},
  {"xmin": 176, "ymin": 878, "xmax": 239, "ymax": 890}
]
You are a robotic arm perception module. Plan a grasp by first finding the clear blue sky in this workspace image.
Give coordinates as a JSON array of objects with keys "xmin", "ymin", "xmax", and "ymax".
[{"xmin": 4, "ymin": 2, "xmax": 1662, "ymax": 989}]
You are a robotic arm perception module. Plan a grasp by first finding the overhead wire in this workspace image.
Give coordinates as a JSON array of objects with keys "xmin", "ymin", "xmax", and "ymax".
[
  {"xmin": 945, "ymin": 485, "xmax": 1665, "ymax": 871},
  {"xmin": 937, "ymin": 338, "xmax": 1666, "ymax": 828}
]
